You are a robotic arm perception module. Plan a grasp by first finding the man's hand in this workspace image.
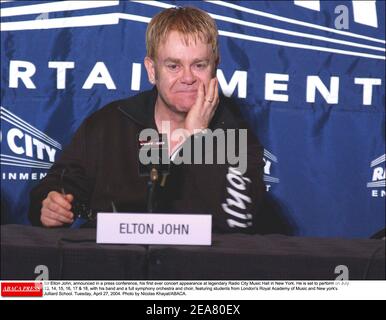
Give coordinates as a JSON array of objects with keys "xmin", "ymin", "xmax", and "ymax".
[
  {"xmin": 41, "ymin": 191, "xmax": 74, "ymax": 227},
  {"xmin": 184, "ymin": 77, "xmax": 219, "ymax": 135}
]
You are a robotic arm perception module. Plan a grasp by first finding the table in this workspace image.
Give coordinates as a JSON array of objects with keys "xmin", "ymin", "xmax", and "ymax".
[{"xmin": 1, "ymin": 225, "xmax": 384, "ymax": 280}]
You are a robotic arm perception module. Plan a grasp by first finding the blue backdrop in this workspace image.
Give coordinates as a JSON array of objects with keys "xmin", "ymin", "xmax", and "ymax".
[{"xmin": 1, "ymin": 0, "xmax": 385, "ymax": 237}]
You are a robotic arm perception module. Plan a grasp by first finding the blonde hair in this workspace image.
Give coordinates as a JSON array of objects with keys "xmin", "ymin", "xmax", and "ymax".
[{"xmin": 146, "ymin": 7, "xmax": 219, "ymax": 65}]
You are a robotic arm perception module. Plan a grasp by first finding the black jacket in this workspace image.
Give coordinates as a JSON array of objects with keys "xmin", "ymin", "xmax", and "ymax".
[{"xmin": 29, "ymin": 88, "xmax": 265, "ymax": 233}]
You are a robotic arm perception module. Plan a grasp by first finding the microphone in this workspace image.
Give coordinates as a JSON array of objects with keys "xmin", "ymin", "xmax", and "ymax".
[
  {"xmin": 147, "ymin": 167, "xmax": 159, "ymax": 213},
  {"xmin": 138, "ymin": 133, "xmax": 170, "ymax": 213}
]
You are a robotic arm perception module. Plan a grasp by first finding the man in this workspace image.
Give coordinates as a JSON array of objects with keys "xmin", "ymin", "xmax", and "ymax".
[{"xmin": 29, "ymin": 7, "xmax": 265, "ymax": 233}]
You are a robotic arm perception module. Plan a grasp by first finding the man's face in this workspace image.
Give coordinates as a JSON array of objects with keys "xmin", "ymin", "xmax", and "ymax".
[{"xmin": 145, "ymin": 30, "xmax": 216, "ymax": 113}]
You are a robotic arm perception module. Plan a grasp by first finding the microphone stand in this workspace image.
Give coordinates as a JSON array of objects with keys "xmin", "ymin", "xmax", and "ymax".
[{"xmin": 147, "ymin": 167, "xmax": 159, "ymax": 213}]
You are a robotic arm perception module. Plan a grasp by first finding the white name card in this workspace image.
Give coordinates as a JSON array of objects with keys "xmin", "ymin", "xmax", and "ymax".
[{"xmin": 96, "ymin": 213, "xmax": 212, "ymax": 245}]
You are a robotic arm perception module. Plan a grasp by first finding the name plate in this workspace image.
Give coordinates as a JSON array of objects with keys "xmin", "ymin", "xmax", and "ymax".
[{"xmin": 96, "ymin": 213, "xmax": 212, "ymax": 245}]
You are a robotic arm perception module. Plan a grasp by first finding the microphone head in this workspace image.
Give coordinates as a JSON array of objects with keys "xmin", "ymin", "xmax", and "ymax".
[
  {"xmin": 138, "ymin": 133, "xmax": 170, "ymax": 177},
  {"xmin": 150, "ymin": 167, "xmax": 159, "ymax": 182}
]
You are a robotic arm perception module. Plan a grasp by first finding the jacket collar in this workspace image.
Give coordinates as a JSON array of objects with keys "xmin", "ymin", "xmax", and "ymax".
[{"xmin": 118, "ymin": 86, "xmax": 158, "ymax": 129}]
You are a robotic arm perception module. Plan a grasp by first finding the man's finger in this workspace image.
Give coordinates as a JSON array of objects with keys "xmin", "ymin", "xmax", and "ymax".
[
  {"xmin": 213, "ymin": 78, "xmax": 219, "ymax": 104},
  {"xmin": 49, "ymin": 191, "xmax": 72, "ymax": 210},
  {"xmin": 205, "ymin": 78, "xmax": 216, "ymax": 104},
  {"xmin": 46, "ymin": 201, "xmax": 73, "ymax": 220},
  {"xmin": 196, "ymin": 81, "xmax": 205, "ymax": 108},
  {"xmin": 42, "ymin": 207, "xmax": 74, "ymax": 224},
  {"xmin": 41, "ymin": 215, "xmax": 64, "ymax": 227},
  {"xmin": 65, "ymin": 194, "xmax": 74, "ymax": 203}
]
